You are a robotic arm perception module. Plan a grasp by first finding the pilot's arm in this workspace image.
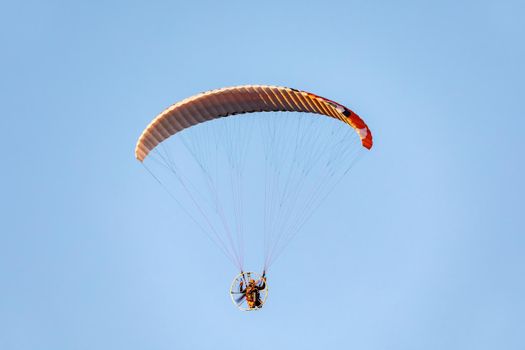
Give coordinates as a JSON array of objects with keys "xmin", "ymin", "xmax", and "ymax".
[
  {"xmin": 239, "ymin": 280, "xmax": 246, "ymax": 293},
  {"xmin": 257, "ymin": 278, "xmax": 266, "ymax": 290}
]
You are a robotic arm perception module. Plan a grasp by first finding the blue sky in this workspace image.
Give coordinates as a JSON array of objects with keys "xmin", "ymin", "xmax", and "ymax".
[{"xmin": 1, "ymin": 0, "xmax": 524, "ymax": 349}]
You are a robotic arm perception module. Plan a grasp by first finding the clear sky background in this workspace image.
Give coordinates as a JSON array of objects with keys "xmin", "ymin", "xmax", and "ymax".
[{"xmin": 1, "ymin": 0, "xmax": 524, "ymax": 349}]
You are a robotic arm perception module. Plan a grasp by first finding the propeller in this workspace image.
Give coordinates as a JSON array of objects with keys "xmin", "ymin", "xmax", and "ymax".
[{"xmin": 235, "ymin": 294, "xmax": 246, "ymax": 304}]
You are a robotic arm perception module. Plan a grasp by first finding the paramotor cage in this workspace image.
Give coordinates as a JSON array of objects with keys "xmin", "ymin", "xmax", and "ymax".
[{"xmin": 230, "ymin": 271, "xmax": 268, "ymax": 311}]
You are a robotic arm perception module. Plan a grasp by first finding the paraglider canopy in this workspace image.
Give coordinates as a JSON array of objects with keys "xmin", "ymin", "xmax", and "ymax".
[{"xmin": 135, "ymin": 85, "xmax": 372, "ymax": 162}]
